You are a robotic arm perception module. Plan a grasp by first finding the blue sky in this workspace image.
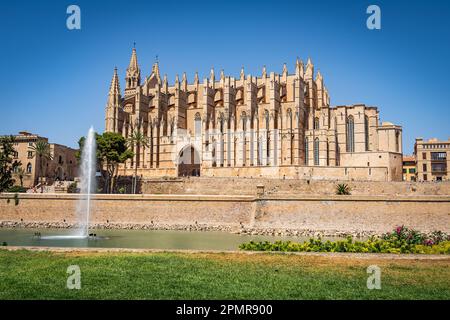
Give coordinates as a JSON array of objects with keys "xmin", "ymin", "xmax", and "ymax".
[{"xmin": 1, "ymin": 0, "xmax": 449, "ymax": 154}]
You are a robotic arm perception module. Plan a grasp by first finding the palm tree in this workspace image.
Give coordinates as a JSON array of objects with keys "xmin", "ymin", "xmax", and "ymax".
[
  {"xmin": 127, "ymin": 129, "xmax": 149, "ymax": 194},
  {"xmin": 15, "ymin": 166, "xmax": 25, "ymax": 187},
  {"xmin": 29, "ymin": 140, "xmax": 53, "ymax": 192}
]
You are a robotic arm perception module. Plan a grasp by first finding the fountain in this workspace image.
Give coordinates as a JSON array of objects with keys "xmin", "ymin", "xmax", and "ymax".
[
  {"xmin": 40, "ymin": 127, "xmax": 96, "ymax": 240},
  {"xmin": 75, "ymin": 126, "xmax": 97, "ymax": 237}
]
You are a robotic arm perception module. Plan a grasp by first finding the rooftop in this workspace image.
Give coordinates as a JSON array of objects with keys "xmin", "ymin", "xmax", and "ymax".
[
  {"xmin": 416, "ymin": 137, "xmax": 450, "ymax": 144},
  {"xmin": 402, "ymin": 155, "xmax": 416, "ymax": 162}
]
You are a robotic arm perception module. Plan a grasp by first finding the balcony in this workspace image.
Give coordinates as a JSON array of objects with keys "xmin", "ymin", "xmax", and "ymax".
[{"xmin": 431, "ymin": 165, "xmax": 447, "ymax": 173}]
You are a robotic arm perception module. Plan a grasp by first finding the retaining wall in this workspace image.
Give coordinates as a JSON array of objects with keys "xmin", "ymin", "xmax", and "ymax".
[{"xmin": 0, "ymin": 193, "xmax": 449, "ymax": 234}]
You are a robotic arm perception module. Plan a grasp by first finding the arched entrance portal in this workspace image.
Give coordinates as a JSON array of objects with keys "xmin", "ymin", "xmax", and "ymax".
[{"xmin": 177, "ymin": 145, "xmax": 201, "ymax": 177}]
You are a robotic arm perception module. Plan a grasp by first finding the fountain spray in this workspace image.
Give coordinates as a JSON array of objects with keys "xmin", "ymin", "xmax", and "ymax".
[{"xmin": 76, "ymin": 126, "xmax": 97, "ymax": 237}]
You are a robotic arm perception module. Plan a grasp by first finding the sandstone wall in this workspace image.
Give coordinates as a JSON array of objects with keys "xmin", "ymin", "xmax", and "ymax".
[
  {"xmin": 254, "ymin": 196, "xmax": 450, "ymax": 233},
  {"xmin": 201, "ymin": 165, "xmax": 389, "ymax": 181},
  {"xmin": 0, "ymin": 194, "xmax": 254, "ymax": 228},
  {"xmin": 0, "ymin": 193, "xmax": 449, "ymax": 235},
  {"xmin": 141, "ymin": 177, "xmax": 450, "ymax": 196}
]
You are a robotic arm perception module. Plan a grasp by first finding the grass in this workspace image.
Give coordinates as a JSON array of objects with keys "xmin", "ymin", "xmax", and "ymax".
[{"xmin": 0, "ymin": 249, "xmax": 449, "ymax": 299}]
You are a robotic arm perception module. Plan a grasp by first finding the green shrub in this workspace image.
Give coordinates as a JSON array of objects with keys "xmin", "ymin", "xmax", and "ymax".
[
  {"xmin": 239, "ymin": 227, "xmax": 450, "ymax": 254},
  {"xmin": 67, "ymin": 182, "xmax": 78, "ymax": 193},
  {"xmin": 7, "ymin": 186, "xmax": 27, "ymax": 193},
  {"xmin": 336, "ymin": 183, "xmax": 351, "ymax": 195},
  {"xmin": 118, "ymin": 187, "xmax": 126, "ymax": 194}
]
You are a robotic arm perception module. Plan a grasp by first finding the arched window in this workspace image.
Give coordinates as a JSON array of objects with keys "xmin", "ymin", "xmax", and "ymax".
[
  {"xmin": 211, "ymin": 142, "xmax": 216, "ymax": 167},
  {"xmin": 219, "ymin": 115, "xmax": 225, "ymax": 167},
  {"xmin": 287, "ymin": 109, "xmax": 293, "ymax": 164},
  {"xmin": 305, "ymin": 137, "xmax": 309, "ymax": 165},
  {"xmin": 219, "ymin": 114, "xmax": 224, "ymax": 133},
  {"xmin": 241, "ymin": 112, "xmax": 247, "ymax": 166},
  {"xmin": 346, "ymin": 116, "xmax": 354, "ymax": 153},
  {"xmin": 194, "ymin": 112, "xmax": 201, "ymax": 137},
  {"xmin": 287, "ymin": 109, "xmax": 293, "ymax": 130},
  {"xmin": 26, "ymin": 163, "xmax": 32, "ymax": 173},
  {"xmin": 365, "ymin": 115, "xmax": 370, "ymax": 151},
  {"xmin": 334, "ymin": 117, "xmax": 340, "ymax": 166},
  {"xmin": 264, "ymin": 110, "xmax": 270, "ymax": 164},
  {"xmin": 149, "ymin": 119, "xmax": 154, "ymax": 168},
  {"xmin": 264, "ymin": 110, "xmax": 270, "ymax": 130},
  {"xmin": 314, "ymin": 138, "xmax": 319, "ymax": 165},
  {"xmin": 326, "ymin": 141, "xmax": 329, "ymax": 166},
  {"xmin": 314, "ymin": 117, "xmax": 319, "ymax": 130}
]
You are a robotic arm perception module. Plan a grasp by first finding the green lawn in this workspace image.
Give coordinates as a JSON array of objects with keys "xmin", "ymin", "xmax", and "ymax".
[{"xmin": 0, "ymin": 249, "xmax": 449, "ymax": 299}]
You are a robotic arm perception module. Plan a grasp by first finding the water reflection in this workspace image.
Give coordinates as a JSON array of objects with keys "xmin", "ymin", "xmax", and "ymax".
[{"xmin": 0, "ymin": 228, "xmax": 342, "ymax": 251}]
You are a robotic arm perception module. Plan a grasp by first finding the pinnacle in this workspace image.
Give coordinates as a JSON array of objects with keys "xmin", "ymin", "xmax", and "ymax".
[
  {"xmin": 109, "ymin": 67, "xmax": 120, "ymax": 94},
  {"xmin": 127, "ymin": 47, "xmax": 139, "ymax": 71}
]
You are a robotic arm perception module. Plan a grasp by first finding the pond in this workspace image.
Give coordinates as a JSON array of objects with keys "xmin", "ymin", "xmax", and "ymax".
[{"xmin": 0, "ymin": 228, "xmax": 339, "ymax": 251}]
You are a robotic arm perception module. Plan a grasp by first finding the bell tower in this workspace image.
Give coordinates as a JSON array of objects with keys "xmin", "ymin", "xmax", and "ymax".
[{"xmin": 105, "ymin": 67, "xmax": 121, "ymax": 132}]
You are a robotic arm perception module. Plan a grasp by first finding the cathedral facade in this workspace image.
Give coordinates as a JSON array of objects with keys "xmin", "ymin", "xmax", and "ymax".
[{"xmin": 105, "ymin": 48, "xmax": 403, "ymax": 181}]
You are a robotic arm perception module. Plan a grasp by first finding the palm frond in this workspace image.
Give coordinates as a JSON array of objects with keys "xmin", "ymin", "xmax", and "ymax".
[
  {"xmin": 28, "ymin": 140, "xmax": 53, "ymax": 160},
  {"xmin": 127, "ymin": 130, "xmax": 149, "ymax": 148}
]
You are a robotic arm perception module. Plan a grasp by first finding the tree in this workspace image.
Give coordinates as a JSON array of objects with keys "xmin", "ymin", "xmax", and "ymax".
[
  {"xmin": 0, "ymin": 136, "xmax": 21, "ymax": 192},
  {"xmin": 98, "ymin": 132, "xmax": 133, "ymax": 194},
  {"xmin": 77, "ymin": 132, "xmax": 133, "ymax": 194},
  {"xmin": 15, "ymin": 166, "xmax": 25, "ymax": 187},
  {"xmin": 127, "ymin": 129, "xmax": 149, "ymax": 194},
  {"xmin": 29, "ymin": 140, "xmax": 53, "ymax": 192}
]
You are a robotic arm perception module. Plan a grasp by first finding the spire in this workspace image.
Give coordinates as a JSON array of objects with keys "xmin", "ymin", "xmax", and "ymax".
[
  {"xmin": 316, "ymin": 71, "xmax": 323, "ymax": 90},
  {"xmin": 194, "ymin": 71, "xmax": 199, "ymax": 85},
  {"xmin": 316, "ymin": 70, "xmax": 323, "ymax": 81},
  {"xmin": 324, "ymin": 86, "xmax": 330, "ymax": 105},
  {"xmin": 109, "ymin": 67, "xmax": 120, "ymax": 94},
  {"xmin": 305, "ymin": 57, "xmax": 314, "ymax": 80},
  {"xmin": 182, "ymin": 72, "xmax": 187, "ymax": 90},
  {"xmin": 162, "ymin": 74, "xmax": 168, "ymax": 91},
  {"xmin": 152, "ymin": 62, "xmax": 161, "ymax": 83},
  {"xmin": 220, "ymin": 69, "xmax": 225, "ymax": 81},
  {"xmin": 128, "ymin": 47, "xmax": 139, "ymax": 71},
  {"xmin": 262, "ymin": 65, "xmax": 267, "ymax": 78},
  {"xmin": 210, "ymin": 67, "xmax": 215, "ymax": 82},
  {"xmin": 108, "ymin": 67, "xmax": 121, "ymax": 105},
  {"xmin": 295, "ymin": 57, "xmax": 304, "ymax": 78},
  {"xmin": 240, "ymin": 66, "xmax": 245, "ymax": 80},
  {"xmin": 125, "ymin": 47, "xmax": 140, "ymax": 92},
  {"xmin": 174, "ymin": 74, "xmax": 180, "ymax": 90},
  {"xmin": 282, "ymin": 63, "xmax": 288, "ymax": 77}
]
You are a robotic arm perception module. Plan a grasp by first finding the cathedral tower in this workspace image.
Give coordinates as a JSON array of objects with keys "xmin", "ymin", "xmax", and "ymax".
[
  {"xmin": 105, "ymin": 67, "xmax": 121, "ymax": 132},
  {"xmin": 124, "ymin": 46, "xmax": 140, "ymax": 97}
]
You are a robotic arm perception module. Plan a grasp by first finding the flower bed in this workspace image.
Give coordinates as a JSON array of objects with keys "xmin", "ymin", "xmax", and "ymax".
[{"xmin": 239, "ymin": 226, "xmax": 450, "ymax": 254}]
